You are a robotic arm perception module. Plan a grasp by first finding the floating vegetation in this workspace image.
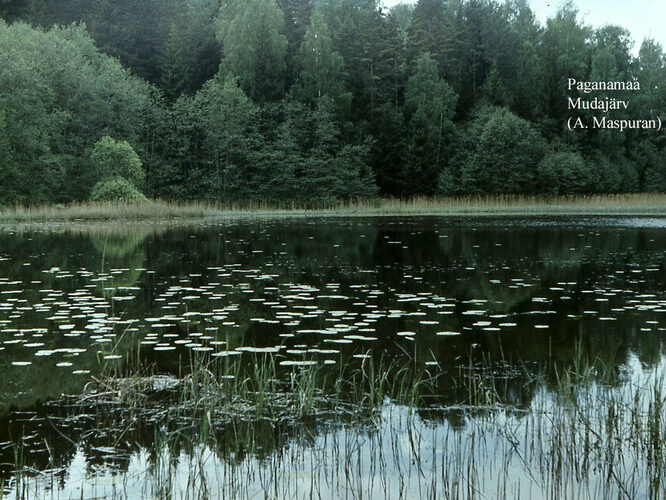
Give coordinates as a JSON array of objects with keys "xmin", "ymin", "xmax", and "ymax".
[{"xmin": 0, "ymin": 216, "xmax": 666, "ymax": 498}]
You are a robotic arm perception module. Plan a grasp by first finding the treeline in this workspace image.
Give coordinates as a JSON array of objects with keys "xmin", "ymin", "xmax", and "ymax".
[{"xmin": 0, "ymin": 0, "xmax": 665, "ymax": 204}]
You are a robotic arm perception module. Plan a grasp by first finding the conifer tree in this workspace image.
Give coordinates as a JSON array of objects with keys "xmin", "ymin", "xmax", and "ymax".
[
  {"xmin": 402, "ymin": 53, "xmax": 457, "ymax": 195},
  {"xmin": 216, "ymin": 0, "xmax": 288, "ymax": 101}
]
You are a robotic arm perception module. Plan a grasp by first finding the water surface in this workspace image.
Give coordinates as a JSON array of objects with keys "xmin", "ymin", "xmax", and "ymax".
[{"xmin": 1, "ymin": 216, "xmax": 665, "ymax": 498}]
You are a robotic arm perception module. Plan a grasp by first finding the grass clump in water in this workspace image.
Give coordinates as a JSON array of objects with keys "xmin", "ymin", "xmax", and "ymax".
[{"xmin": 7, "ymin": 345, "xmax": 666, "ymax": 499}]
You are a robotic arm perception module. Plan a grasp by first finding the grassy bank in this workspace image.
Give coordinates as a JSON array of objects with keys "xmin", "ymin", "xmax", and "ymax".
[{"xmin": 2, "ymin": 194, "xmax": 666, "ymax": 222}]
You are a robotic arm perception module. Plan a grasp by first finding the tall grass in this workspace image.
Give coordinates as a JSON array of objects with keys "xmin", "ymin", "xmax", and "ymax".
[
  {"xmin": 87, "ymin": 348, "xmax": 434, "ymax": 426},
  {"xmin": 2, "ymin": 193, "xmax": 666, "ymax": 222},
  {"xmin": 6, "ymin": 348, "xmax": 666, "ymax": 498}
]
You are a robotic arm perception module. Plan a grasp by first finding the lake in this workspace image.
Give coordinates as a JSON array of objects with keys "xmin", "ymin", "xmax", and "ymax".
[{"xmin": 1, "ymin": 216, "xmax": 665, "ymax": 498}]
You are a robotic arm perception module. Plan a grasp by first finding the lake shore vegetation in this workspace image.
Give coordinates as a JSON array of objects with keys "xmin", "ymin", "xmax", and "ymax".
[
  {"xmin": 1, "ymin": 194, "xmax": 666, "ymax": 222},
  {"xmin": 1, "ymin": 0, "xmax": 665, "ymax": 206}
]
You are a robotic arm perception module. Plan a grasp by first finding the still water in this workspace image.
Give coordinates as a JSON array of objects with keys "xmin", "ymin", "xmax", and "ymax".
[{"xmin": 0, "ymin": 216, "xmax": 665, "ymax": 498}]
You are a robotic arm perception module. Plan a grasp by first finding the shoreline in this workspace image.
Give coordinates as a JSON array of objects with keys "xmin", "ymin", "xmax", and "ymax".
[{"xmin": 2, "ymin": 194, "xmax": 666, "ymax": 222}]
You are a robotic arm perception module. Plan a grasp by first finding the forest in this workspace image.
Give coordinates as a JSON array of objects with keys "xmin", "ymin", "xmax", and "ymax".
[{"xmin": 0, "ymin": 0, "xmax": 665, "ymax": 205}]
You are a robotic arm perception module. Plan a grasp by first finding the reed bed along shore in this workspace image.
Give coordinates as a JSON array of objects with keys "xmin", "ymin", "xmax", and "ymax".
[{"xmin": 2, "ymin": 193, "xmax": 666, "ymax": 222}]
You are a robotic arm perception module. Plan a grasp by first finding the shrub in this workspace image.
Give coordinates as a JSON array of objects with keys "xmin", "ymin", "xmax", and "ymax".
[
  {"xmin": 90, "ymin": 136, "xmax": 145, "ymax": 188},
  {"xmin": 90, "ymin": 176, "xmax": 147, "ymax": 202}
]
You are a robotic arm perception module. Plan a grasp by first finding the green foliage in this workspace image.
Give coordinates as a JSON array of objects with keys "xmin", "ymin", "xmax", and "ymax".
[
  {"xmin": 540, "ymin": 4, "xmax": 591, "ymax": 126},
  {"xmin": 216, "ymin": 0, "xmax": 288, "ymax": 101},
  {"xmin": 313, "ymin": 0, "xmax": 393, "ymax": 121},
  {"xmin": 407, "ymin": 0, "xmax": 451, "ymax": 74},
  {"xmin": 294, "ymin": 98, "xmax": 378, "ymax": 202},
  {"xmin": 165, "ymin": 73, "xmax": 376, "ymax": 203},
  {"xmin": 90, "ymin": 136, "xmax": 146, "ymax": 202},
  {"xmin": 293, "ymin": 10, "xmax": 350, "ymax": 109},
  {"xmin": 186, "ymin": 75, "xmax": 259, "ymax": 199},
  {"xmin": 631, "ymin": 140, "xmax": 666, "ymax": 192},
  {"xmin": 90, "ymin": 176, "xmax": 148, "ymax": 203},
  {"xmin": 587, "ymin": 153, "xmax": 639, "ymax": 193},
  {"xmin": 0, "ymin": 21, "xmax": 64, "ymax": 204},
  {"xmin": 161, "ymin": 0, "xmax": 221, "ymax": 99},
  {"xmin": 536, "ymin": 151, "xmax": 591, "ymax": 194},
  {"xmin": 459, "ymin": 107, "xmax": 547, "ymax": 193},
  {"xmin": 1, "ymin": 0, "xmax": 665, "ymax": 202},
  {"xmin": 277, "ymin": 0, "xmax": 313, "ymax": 88},
  {"xmin": 369, "ymin": 104, "xmax": 406, "ymax": 194},
  {"xmin": 480, "ymin": 63, "xmax": 511, "ymax": 107},
  {"xmin": 402, "ymin": 53, "xmax": 457, "ymax": 195},
  {"xmin": 90, "ymin": 136, "xmax": 145, "ymax": 188},
  {"xmin": 511, "ymin": 40, "xmax": 544, "ymax": 121},
  {"xmin": 0, "ymin": 20, "xmax": 155, "ymax": 203},
  {"xmin": 230, "ymin": 97, "xmax": 377, "ymax": 203}
]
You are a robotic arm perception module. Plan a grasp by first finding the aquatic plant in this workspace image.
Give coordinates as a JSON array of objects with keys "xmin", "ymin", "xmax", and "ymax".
[{"xmin": 2, "ymin": 193, "xmax": 666, "ymax": 222}]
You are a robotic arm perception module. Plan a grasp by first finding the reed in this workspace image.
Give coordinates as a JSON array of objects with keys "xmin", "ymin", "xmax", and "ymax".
[
  {"xmin": 2, "ymin": 193, "xmax": 666, "ymax": 222},
  {"xmin": 6, "ymin": 347, "xmax": 666, "ymax": 498}
]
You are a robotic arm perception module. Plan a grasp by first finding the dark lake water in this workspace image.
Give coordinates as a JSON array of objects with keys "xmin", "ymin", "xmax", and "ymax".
[{"xmin": 1, "ymin": 216, "xmax": 665, "ymax": 498}]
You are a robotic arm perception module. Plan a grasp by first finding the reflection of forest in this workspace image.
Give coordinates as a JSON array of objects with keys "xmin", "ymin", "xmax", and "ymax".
[
  {"xmin": 0, "ymin": 217, "xmax": 665, "ymax": 478},
  {"xmin": 0, "ymin": 225, "xmax": 153, "ymax": 416},
  {"xmin": 0, "ymin": 394, "xmax": 356, "ymax": 481},
  {"xmin": 90, "ymin": 228, "xmax": 149, "ymax": 295}
]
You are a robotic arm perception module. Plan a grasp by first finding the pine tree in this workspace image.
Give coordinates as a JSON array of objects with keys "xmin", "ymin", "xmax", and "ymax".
[
  {"xmin": 401, "ymin": 53, "xmax": 457, "ymax": 195},
  {"xmin": 216, "ymin": 0, "xmax": 289, "ymax": 101},
  {"xmin": 277, "ymin": 0, "xmax": 312, "ymax": 89}
]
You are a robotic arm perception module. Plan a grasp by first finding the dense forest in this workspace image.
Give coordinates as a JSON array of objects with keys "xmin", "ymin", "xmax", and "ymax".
[{"xmin": 0, "ymin": 0, "xmax": 665, "ymax": 204}]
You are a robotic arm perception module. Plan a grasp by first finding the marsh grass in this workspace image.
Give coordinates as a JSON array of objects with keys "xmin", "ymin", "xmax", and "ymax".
[
  {"xmin": 2, "ymin": 193, "xmax": 666, "ymax": 222},
  {"xmin": 84, "ymin": 347, "xmax": 437, "ymax": 430},
  {"xmin": 9, "ymin": 442, "xmax": 23, "ymax": 500},
  {"xmin": 69, "ymin": 349, "xmax": 439, "ymax": 498},
  {"xmin": 6, "ymin": 346, "xmax": 666, "ymax": 498}
]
